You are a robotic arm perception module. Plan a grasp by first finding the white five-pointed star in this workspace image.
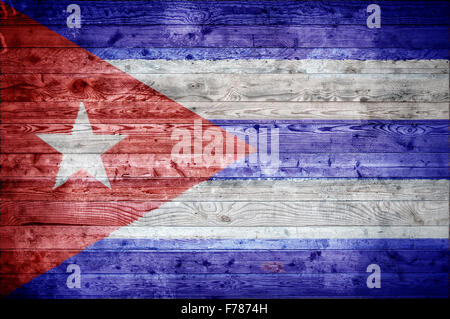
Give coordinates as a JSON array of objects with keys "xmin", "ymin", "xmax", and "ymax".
[{"xmin": 37, "ymin": 102, "xmax": 127, "ymax": 189}]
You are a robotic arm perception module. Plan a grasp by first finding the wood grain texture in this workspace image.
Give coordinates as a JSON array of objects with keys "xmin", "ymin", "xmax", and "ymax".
[
  {"xmin": 2, "ymin": 73, "xmax": 447, "ymax": 102},
  {"xmin": 109, "ymin": 226, "xmax": 448, "ymax": 240},
  {"xmin": 99, "ymin": 200, "xmax": 450, "ymax": 227},
  {"xmin": 1, "ymin": 226, "xmax": 447, "ymax": 250},
  {"xmin": 5, "ymin": 273, "xmax": 448, "ymax": 298},
  {"xmin": 3, "ymin": 121, "xmax": 448, "ymax": 155},
  {"xmin": 1, "ymin": 200, "xmax": 447, "ymax": 227},
  {"xmin": 91, "ymin": 47, "xmax": 450, "ymax": 61},
  {"xmin": 85, "ymin": 238, "xmax": 450, "ymax": 251},
  {"xmin": 1, "ymin": 152, "xmax": 448, "ymax": 179},
  {"xmin": 5, "ymin": 1, "xmax": 449, "ymax": 25},
  {"xmin": 2, "ymin": 101, "xmax": 448, "ymax": 122},
  {"xmin": 3, "ymin": 250, "xmax": 448, "ymax": 274},
  {"xmin": 1, "ymin": 0, "xmax": 449, "ymax": 299},
  {"xmin": 2, "ymin": 179, "xmax": 447, "ymax": 226},
  {"xmin": 108, "ymin": 59, "xmax": 450, "ymax": 75},
  {"xmin": 3, "ymin": 178, "xmax": 448, "ymax": 200},
  {"xmin": 181, "ymin": 101, "xmax": 450, "ymax": 120},
  {"xmin": 3, "ymin": 25, "xmax": 449, "ymax": 49},
  {"xmin": 120, "ymin": 73, "xmax": 450, "ymax": 103},
  {"xmin": 3, "ymin": 51, "xmax": 449, "ymax": 74},
  {"xmin": 149, "ymin": 179, "xmax": 450, "ymax": 201}
]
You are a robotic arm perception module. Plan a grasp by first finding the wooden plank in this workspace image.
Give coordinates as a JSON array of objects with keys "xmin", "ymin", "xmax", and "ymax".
[
  {"xmin": 2, "ymin": 250, "xmax": 448, "ymax": 274},
  {"xmin": 108, "ymin": 59, "xmax": 450, "ymax": 75},
  {"xmin": 3, "ymin": 177, "xmax": 447, "ymax": 200},
  {"xmin": 181, "ymin": 101, "xmax": 450, "ymax": 120},
  {"xmin": 5, "ymin": 1, "xmax": 449, "ymax": 25},
  {"xmin": 1, "ymin": 153, "xmax": 448, "ymax": 179},
  {"xmin": 109, "ymin": 226, "xmax": 448, "ymax": 240},
  {"xmin": 91, "ymin": 47, "xmax": 450, "ymax": 61},
  {"xmin": 85, "ymin": 238, "xmax": 450, "ymax": 251},
  {"xmin": 1, "ymin": 226, "xmax": 447, "ymax": 250},
  {"xmin": 2, "ymin": 25, "xmax": 448, "ymax": 49},
  {"xmin": 2, "ymin": 121, "xmax": 448, "ymax": 155},
  {"xmin": 121, "ymin": 73, "xmax": 450, "ymax": 103},
  {"xmin": 3, "ymin": 73, "xmax": 446, "ymax": 102},
  {"xmin": 2, "ymin": 101, "xmax": 449, "ymax": 122},
  {"xmin": 93, "ymin": 47, "xmax": 450, "ymax": 61},
  {"xmin": 2, "ymin": 236, "xmax": 447, "ymax": 251},
  {"xmin": 1, "ymin": 200, "xmax": 447, "ymax": 226},
  {"xmin": 1, "ymin": 8, "xmax": 447, "ymax": 60},
  {"xmin": 3, "ymin": 50, "xmax": 449, "ymax": 74},
  {"xmin": 5, "ymin": 273, "xmax": 448, "ymax": 298},
  {"xmin": 108, "ymin": 200, "xmax": 450, "ymax": 227}
]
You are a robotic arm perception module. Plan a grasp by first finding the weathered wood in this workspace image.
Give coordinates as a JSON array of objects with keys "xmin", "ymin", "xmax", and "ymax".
[
  {"xmin": 3, "ymin": 73, "xmax": 447, "ymax": 102},
  {"xmin": 3, "ymin": 177, "xmax": 447, "ymax": 200},
  {"xmin": 0, "ymin": 74, "xmax": 164, "ymax": 102},
  {"xmin": 4, "ymin": 1, "xmax": 449, "ymax": 25},
  {"xmin": 1, "ymin": 226, "xmax": 447, "ymax": 250},
  {"xmin": 85, "ymin": 238, "xmax": 450, "ymax": 251},
  {"xmin": 5, "ymin": 273, "xmax": 448, "ymax": 298},
  {"xmin": 143, "ymin": 179, "xmax": 450, "ymax": 201},
  {"xmin": 108, "ymin": 59, "xmax": 450, "ymax": 75},
  {"xmin": 0, "ymin": 101, "xmax": 203, "ymax": 124},
  {"xmin": 1, "ymin": 0, "xmax": 449, "ymax": 300},
  {"xmin": 3, "ymin": 50, "xmax": 448, "ymax": 74},
  {"xmin": 182, "ymin": 101, "xmax": 450, "ymax": 120},
  {"xmin": 1, "ymin": 153, "xmax": 448, "ymax": 179},
  {"xmin": 109, "ymin": 226, "xmax": 448, "ymax": 240},
  {"xmin": 127, "ymin": 200, "xmax": 448, "ymax": 227},
  {"xmin": 2, "ymin": 101, "xmax": 448, "ymax": 122},
  {"xmin": 121, "ymin": 73, "xmax": 450, "ymax": 103},
  {"xmin": 2, "ymin": 121, "xmax": 448, "ymax": 155},
  {"xmin": 2, "ymin": 199, "xmax": 447, "ymax": 226},
  {"xmin": 92, "ymin": 47, "xmax": 450, "ymax": 61},
  {"xmin": 2, "ymin": 25, "xmax": 448, "ymax": 49},
  {"xmin": 2, "ymin": 250, "xmax": 448, "ymax": 274}
]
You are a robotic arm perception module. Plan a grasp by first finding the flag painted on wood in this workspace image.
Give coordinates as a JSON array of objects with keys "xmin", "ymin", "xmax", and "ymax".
[{"xmin": 0, "ymin": 0, "xmax": 449, "ymax": 298}]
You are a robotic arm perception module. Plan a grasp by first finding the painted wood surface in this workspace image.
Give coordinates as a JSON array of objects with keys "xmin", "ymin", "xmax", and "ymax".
[
  {"xmin": 6, "ymin": 1, "xmax": 449, "ymax": 25},
  {"xmin": 3, "ymin": 250, "xmax": 449, "ymax": 274},
  {"xmin": 91, "ymin": 47, "xmax": 450, "ymax": 61},
  {"xmin": 0, "ymin": 0, "xmax": 449, "ymax": 299},
  {"xmin": 3, "ymin": 101, "xmax": 448, "ymax": 121},
  {"xmin": 3, "ymin": 73, "xmax": 448, "ymax": 102},
  {"xmin": 1, "ymin": 226, "xmax": 448, "ymax": 249},
  {"xmin": 1, "ymin": 199, "xmax": 447, "ymax": 226},
  {"xmin": 4, "ymin": 54, "xmax": 450, "ymax": 74},
  {"xmin": 6, "ymin": 273, "xmax": 449, "ymax": 298},
  {"xmin": 4, "ymin": 24, "xmax": 449, "ymax": 49}
]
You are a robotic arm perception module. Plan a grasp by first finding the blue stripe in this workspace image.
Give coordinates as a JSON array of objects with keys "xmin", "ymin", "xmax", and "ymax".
[
  {"xmin": 88, "ymin": 238, "xmax": 450, "ymax": 251},
  {"xmin": 7, "ymin": 239, "xmax": 449, "ymax": 298},
  {"xmin": 9, "ymin": 1, "xmax": 450, "ymax": 25},
  {"xmin": 19, "ymin": 25, "xmax": 450, "ymax": 48},
  {"xmin": 8, "ymin": 274, "xmax": 448, "ymax": 298},
  {"xmin": 209, "ymin": 120, "xmax": 449, "ymax": 179},
  {"xmin": 8, "ymin": 1, "xmax": 450, "ymax": 60},
  {"xmin": 90, "ymin": 48, "xmax": 450, "ymax": 61}
]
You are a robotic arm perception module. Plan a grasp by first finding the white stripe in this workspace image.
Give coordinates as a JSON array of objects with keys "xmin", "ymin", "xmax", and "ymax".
[
  {"xmin": 107, "ymin": 59, "xmax": 449, "ymax": 119},
  {"xmin": 107, "ymin": 179, "xmax": 449, "ymax": 238},
  {"xmin": 107, "ymin": 59, "xmax": 449, "ymax": 74},
  {"xmin": 109, "ymin": 226, "xmax": 448, "ymax": 239}
]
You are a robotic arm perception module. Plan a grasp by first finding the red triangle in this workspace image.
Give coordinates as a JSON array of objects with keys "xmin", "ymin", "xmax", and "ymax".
[{"xmin": 0, "ymin": 2, "xmax": 255, "ymax": 296}]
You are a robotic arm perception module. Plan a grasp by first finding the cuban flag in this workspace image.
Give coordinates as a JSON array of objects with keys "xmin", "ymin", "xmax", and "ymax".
[{"xmin": 0, "ymin": 0, "xmax": 449, "ymax": 298}]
